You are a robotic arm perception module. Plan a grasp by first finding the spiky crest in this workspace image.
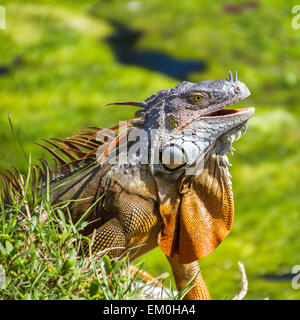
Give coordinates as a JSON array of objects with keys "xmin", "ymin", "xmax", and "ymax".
[{"xmin": 0, "ymin": 119, "xmax": 135, "ymax": 205}]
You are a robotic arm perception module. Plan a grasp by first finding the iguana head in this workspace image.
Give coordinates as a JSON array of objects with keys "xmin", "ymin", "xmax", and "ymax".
[{"xmin": 131, "ymin": 71, "xmax": 254, "ymax": 176}]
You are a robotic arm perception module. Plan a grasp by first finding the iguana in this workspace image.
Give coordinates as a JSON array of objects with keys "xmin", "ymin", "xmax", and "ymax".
[{"xmin": 0, "ymin": 72, "xmax": 254, "ymax": 300}]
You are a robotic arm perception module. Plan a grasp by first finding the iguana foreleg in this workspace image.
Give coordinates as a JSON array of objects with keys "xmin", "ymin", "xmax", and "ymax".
[
  {"xmin": 83, "ymin": 193, "xmax": 162, "ymax": 260},
  {"xmin": 83, "ymin": 218, "xmax": 126, "ymax": 257}
]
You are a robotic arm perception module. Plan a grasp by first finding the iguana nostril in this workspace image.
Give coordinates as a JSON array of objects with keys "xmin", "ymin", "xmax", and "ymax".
[{"xmin": 234, "ymin": 86, "xmax": 241, "ymax": 94}]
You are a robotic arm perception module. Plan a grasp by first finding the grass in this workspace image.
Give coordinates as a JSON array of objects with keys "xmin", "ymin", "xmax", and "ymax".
[
  {"xmin": 0, "ymin": 0, "xmax": 300, "ymax": 299},
  {"xmin": 0, "ymin": 165, "xmax": 182, "ymax": 300}
]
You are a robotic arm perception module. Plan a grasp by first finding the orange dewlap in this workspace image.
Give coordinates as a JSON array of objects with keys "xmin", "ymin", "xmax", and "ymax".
[{"xmin": 158, "ymin": 155, "xmax": 234, "ymax": 264}]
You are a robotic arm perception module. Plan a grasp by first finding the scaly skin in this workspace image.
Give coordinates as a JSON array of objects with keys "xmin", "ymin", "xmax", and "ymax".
[{"xmin": 1, "ymin": 72, "xmax": 254, "ymax": 299}]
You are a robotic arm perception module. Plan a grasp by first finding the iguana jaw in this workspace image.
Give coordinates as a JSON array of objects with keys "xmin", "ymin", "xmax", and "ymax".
[
  {"xmin": 199, "ymin": 106, "xmax": 255, "ymax": 158},
  {"xmin": 200, "ymin": 107, "xmax": 255, "ymax": 136}
]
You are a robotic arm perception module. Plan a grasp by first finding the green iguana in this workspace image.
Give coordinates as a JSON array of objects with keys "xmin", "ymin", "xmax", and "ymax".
[{"xmin": 0, "ymin": 72, "xmax": 254, "ymax": 299}]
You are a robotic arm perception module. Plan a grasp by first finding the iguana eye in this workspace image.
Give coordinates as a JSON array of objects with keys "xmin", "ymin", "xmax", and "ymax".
[{"xmin": 190, "ymin": 94, "xmax": 204, "ymax": 103}]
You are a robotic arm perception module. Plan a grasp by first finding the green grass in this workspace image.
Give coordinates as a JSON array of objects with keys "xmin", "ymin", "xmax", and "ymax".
[
  {"xmin": 0, "ymin": 0, "xmax": 300, "ymax": 299},
  {"xmin": 0, "ymin": 168, "xmax": 182, "ymax": 300},
  {"xmin": 0, "ymin": 198, "xmax": 136, "ymax": 299}
]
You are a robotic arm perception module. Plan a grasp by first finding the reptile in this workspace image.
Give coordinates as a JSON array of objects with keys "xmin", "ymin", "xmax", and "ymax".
[{"xmin": 0, "ymin": 72, "xmax": 254, "ymax": 300}]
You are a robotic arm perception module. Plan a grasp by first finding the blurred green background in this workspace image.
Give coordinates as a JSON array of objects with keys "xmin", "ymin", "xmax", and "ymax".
[{"xmin": 0, "ymin": 0, "xmax": 299, "ymax": 299}]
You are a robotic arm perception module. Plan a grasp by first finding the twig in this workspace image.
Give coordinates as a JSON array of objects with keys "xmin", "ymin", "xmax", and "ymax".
[{"xmin": 232, "ymin": 261, "xmax": 248, "ymax": 300}]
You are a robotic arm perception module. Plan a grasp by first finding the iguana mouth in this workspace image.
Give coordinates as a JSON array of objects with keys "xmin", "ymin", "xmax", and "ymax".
[
  {"xmin": 181, "ymin": 107, "xmax": 254, "ymax": 130},
  {"xmin": 202, "ymin": 107, "xmax": 253, "ymax": 118}
]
